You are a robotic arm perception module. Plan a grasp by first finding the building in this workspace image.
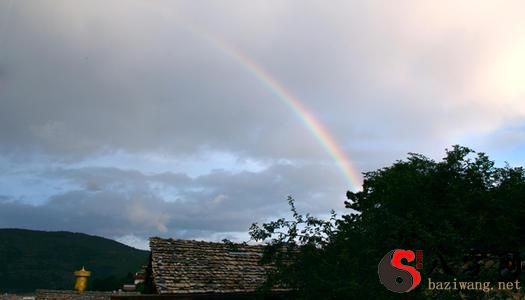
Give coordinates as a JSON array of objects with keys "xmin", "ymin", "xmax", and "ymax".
[
  {"xmin": 141, "ymin": 238, "xmax": 290, "ymax": 299},
  {"xmin": 134, "ymin": 267, "xmax": 146, "ymax": 286}
]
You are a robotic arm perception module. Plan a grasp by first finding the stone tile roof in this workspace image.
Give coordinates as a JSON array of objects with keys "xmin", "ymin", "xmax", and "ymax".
[{"xmin": 149, "ymin": 237, "xmax": 280, "ymax": 295}]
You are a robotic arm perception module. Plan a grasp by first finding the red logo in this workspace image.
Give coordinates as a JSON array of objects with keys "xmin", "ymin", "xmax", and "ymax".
[{"xmin": 378, "ymin": 249, "xmax": 422, "ymax": 293}]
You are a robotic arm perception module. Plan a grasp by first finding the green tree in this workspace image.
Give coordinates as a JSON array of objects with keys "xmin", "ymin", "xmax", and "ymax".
[{"xmin": 250, "ymin": 146, "xmax": 525, "ymax": 299}]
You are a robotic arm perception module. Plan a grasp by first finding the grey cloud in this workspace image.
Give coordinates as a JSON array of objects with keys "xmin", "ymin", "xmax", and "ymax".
[
  {"xmin": 0, "ymin": 163, "xmax": 347, "ymax": 241},
  {"xmin": 1, "ymin": 0, "xmax": 524, "ymax": 244},
  {"xmin": 2, "ymin": 0, "xmax": 515, "ymax": 167}
]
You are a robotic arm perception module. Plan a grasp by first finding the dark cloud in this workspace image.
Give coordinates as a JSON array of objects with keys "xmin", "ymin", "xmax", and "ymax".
[{"xmin": 0, "ymin": 163, "xmax": 347, "ymax": 244}]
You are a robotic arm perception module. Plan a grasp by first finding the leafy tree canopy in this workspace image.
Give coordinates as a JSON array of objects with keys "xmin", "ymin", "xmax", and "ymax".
[{"xmin": 250, "ymin": 146, "xmax": 525, "ymax": 299}]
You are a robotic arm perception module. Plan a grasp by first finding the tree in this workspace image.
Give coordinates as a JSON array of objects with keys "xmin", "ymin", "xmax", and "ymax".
[{"xmin": 250, "ymin": 146, "xmax": 525, "ymax": 299}]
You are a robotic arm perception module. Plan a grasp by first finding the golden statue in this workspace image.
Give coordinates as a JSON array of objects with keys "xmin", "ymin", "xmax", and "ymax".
[{"xmin": 74, "ymin": 266, "xmax": 91, "ymax": 292}]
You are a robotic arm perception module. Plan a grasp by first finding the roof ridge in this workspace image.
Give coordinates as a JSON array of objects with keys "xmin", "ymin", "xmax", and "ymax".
[
  {"xmin": 149, "ymin": 237, "xmax": 277, "ymax": 294},
  {"xmin": 149, "ymin": 237, "xmax": 263, "ymax": 247}
]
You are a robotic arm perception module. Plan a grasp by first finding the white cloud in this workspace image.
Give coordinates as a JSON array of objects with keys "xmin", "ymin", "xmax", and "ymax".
[{"xmin": 115, "ymin": 234, "xmax": 150, "ymax": 251}]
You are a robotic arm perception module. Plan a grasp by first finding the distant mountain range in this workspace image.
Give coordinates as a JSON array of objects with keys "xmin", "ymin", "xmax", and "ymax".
[{"xmin": 0, "ymin": 228, "xmax": 149, "ymax": 293}]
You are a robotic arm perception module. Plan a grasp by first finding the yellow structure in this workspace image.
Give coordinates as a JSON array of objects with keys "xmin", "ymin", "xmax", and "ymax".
[{"xmin": 74, "ymin": 266, "xmax": 91, "ymax": 292}]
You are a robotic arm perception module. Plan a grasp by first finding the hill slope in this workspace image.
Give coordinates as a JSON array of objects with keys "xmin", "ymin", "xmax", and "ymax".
[{"xmin": 0, "ymin": 229, "xmax": 149, "ymax": 293}]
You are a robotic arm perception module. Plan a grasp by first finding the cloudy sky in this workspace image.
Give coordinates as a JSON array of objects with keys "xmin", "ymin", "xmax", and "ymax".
[{"xmin": 1, "ymin": 1, "xmax": 525, "ymax": 250}]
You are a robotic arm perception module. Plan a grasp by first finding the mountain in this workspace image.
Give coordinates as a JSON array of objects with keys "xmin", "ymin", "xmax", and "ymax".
[{"xmin": 0, "ymin": 228, "xmax": 149, "ymax": 293}]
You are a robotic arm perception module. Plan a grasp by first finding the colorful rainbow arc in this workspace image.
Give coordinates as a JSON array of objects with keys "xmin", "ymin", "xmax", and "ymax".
[{"xmin": 192, "ymin": 30, "xmax": 363, "ymax": 191}]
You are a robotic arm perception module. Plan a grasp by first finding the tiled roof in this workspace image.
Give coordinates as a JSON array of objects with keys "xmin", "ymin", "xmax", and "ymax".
[{"xmin": 149, "ymin": 237, "xmax": 281, "ymax": 295}]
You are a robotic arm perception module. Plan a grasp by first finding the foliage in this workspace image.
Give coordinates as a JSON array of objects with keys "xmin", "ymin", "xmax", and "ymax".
[
  {"xmin": 250, "ymin": 197, "xmax": 338, "ymax": 298},
  {"xmin": 250, "ymin": 146, "xmax": 525, "ymax": 299}
]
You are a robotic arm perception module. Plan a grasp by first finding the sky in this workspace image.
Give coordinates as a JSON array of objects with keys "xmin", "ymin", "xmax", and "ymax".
[{"xmin": 1, "ymin": 0, "xmax": 525, "ymax": 250}]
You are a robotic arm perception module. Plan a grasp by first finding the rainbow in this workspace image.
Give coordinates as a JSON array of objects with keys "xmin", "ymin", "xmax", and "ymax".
[{"xmin": 192, "ymin": 30, "xmax": 362, "ymax": 191}]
